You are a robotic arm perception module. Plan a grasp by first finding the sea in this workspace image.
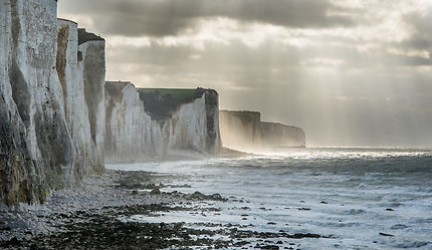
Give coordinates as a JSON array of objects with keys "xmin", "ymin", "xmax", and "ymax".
[{"xmin": 107, "ymin": 148, "xmax": 432, "ymax": 249}]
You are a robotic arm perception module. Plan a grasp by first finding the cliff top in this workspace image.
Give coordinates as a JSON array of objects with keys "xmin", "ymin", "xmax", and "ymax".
[
  {"xmin": 105, "ymin": 81, "xmax": 216, "ymax": 119},
  {"xmin": 138, "ymin": 88, "xmax": 211, "ymax": 119},
  {"xmin": 220, "ymin": 110, "xmax": 261, "ymax": 116},
  {"xmin": 105, "ymin": 81, "xmax": 131, "ymax": 98},
  {"xmin": 221, "ymin": 110, "xmax": 304, "ymax": 132},
  {"xmin": 139, "ymin": 88, "xmax": 197, "ymax": 99},
  {"xmin": 57, "ymin": 18, "xmax": 78, "ymax": 25},
  {"xmin": 261, "ymin": 121, "xmax": 305, "ymax": 132},
  {"xmin": 78, "ymin": 28, "xmax": 104, "ymax": 45}
]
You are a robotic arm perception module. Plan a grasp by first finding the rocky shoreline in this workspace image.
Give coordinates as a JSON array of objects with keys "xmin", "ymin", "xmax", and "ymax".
[{"xmin": 1, "ymin": 170, "xmax": 323, "ymax": 249}]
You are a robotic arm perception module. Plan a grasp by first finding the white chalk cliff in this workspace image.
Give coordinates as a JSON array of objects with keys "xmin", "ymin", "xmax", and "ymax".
[
  {"xmin": 1, "ymin": 0, "xmax": 219, "ymax": 207},
  {"xmin": 220, "ymin": 110, "xmax": 305, "ymax": 152},
  {"xmin": 56, "ymin": 20, "xmax": 106, "ymax": 177},
  {"xmin": 261, "ymin": 122, "xmax": 305, "ymax": 148},
  {"xmin": 0, "ymin": 0, "xmax": 105, "ymax": 207},
  {"xmin": 105, "ymin": 82, "xmax": 221, "ymax": 162},
  {"xmin": 219, "ymin": 111, "xmax": 264, "ymax": 152},
  {"xmin": 0, "ymin": 0, "xmax": 302, "ymax": 209}
]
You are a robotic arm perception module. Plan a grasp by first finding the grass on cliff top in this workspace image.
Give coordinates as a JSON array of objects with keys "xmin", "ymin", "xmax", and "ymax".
[
  {"xmin": 138, "ymin": 88, "xmax": 203, "ymax": 119},
  {"xmin": 78, "ymin": 28, "xmax": 104, "ymax": 45},
  {"xmin": 139, "ymin": 88, "xmax": 197, "ymax": 99}
]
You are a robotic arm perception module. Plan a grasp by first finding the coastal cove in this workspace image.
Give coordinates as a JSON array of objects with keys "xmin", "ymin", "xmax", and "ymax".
[
  {"xmin": 1, "ymin": 0, "xmax": 304, "ymax": 244},
  {"xmin": 1, "ymin": 0, "xmax": 305, "ymax": 208},
  {"xmin": 2, "ymin": 1, "xmax": 432, "ymax": 249}
]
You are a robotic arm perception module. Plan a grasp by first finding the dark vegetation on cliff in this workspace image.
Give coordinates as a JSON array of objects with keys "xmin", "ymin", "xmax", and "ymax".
[
  {"xmin": 138, "ymin": 88, "xmax": 209, "ymax": 119},
  {"xmin": 78, "ymin": 28, "xmax": 104, "ymax": 45}
]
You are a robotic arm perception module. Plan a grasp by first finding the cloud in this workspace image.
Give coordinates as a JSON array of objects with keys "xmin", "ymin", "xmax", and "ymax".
[
  {"xmin": 400, "ymin": 11, "xmax": 432, "ymax": 52},
  {"xmin": 59, "ymin": 0, "xmax": 354, "ymax": 37},
  {"xmin": 379, "ymin": 9, "xmax": 432, "ymax": 67},
  {"xmin": 58, "ymin": 0, "xmax": 432, "ymax": 147},
  {"xmin": 105, "ymin": 40, "xmax": 300, "ymax": 90}
]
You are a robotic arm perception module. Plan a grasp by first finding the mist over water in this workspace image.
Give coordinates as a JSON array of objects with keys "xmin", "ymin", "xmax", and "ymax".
[
  {"xmin": 257, "ymin": 71, "xmax": 432, "ymax": 149},
  {"xmin": 108, "ymin": 148, "xmax": 432, "ymax": 249}
]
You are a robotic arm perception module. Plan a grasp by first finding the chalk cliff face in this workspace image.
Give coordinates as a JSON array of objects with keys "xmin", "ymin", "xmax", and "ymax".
[
  {"xmin": 1, "ymin": 0, "xmax": 43, "ymax": 207},
  {"xmin": 165, "ymin": 89, "xmax": 220, "ymax": 155},
  {"xmin": 261, "ymin": 122, "xmax": 305, "ymax": 148},
  {"xmin": 220, "ymin": 110, "xmax": 305, "ymax": 152},
  {"xmin": 56, "ymin": 20, "xmax": 105, "ymax": 178},
  {"xmin": 78, "ymin": 30, "xmax": 105, "ymax": 170},
  {"xmin": 105, "ymin": 82, "xmax": 220, "ymax": 162},
  {"xmin": 1, "ymin": 0, "xmax": 74, "ymax": 207},
  {"xmin": 219, "ymin": 111, "xmax": 264, "ymax": 152},
  {"xmin": 1, "ymin": 0, "xmax": 217, "ymax": 207},
  {"xmin": 105, "ymin": 82, "xmax": 155, "ymax": 161},
  {"xmin": 1, "ymin": 0, "xmax": 105, "ymax": 207}
]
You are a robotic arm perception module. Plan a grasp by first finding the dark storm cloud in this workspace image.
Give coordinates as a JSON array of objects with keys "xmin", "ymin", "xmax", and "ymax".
[{"xmin": 59, "ymin": 0, "xmax": 354, "ymax": 37}]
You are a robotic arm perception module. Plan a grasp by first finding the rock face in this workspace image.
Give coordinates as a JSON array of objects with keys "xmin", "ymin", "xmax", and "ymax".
[
  {"xmin": 78, "ymin": 29, "xmax": 105, "ymax": 174},
  {"xmin": 1, "ymin": 0, "xmax": 73, "ymax": 207},
  {"xmin": 57, "ymin": 21, "xmax": 105, "ymax": 178},
  {"xmin": 0, "ymin": 0, "xmax": 105, "ymax": 207},
  {"xmin": 219, "ymin": 111, "xmax": 264, "ymax": 152},
  {"xmin": 0, "ymin": 0, "xmax": 42, "ymax": 207},
  {"xmin": 105, "ymin": 82, "xmax": 221, "ymax": 162},
  {"xmin": 105, "ymin": 82, "xmax": 155, "ymax": 160},
  {"xmin": 220, "ymin": 110, "xmax": 305, "ymax": 152},
  {"xmin": 1, "ymin": 0, "xmax": 217, "ymax": 207},
  {"xmin": 261, "ymin": 122, "xmax": 305, "ymax": 148}
]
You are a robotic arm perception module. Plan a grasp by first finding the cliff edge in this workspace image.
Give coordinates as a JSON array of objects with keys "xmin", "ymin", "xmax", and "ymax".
[
  {"xmin": 220, "ymin": 110, "xmax": 305, "ymax": 152},
  {"xmin": 105, "ymin": 83, "xmax": 221, "ymax": 162}
]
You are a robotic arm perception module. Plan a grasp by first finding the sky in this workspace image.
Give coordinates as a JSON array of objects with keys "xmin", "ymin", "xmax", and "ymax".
[{"xmin": 58, "ymin": 0, "xmax": 432, "ymax": 147}]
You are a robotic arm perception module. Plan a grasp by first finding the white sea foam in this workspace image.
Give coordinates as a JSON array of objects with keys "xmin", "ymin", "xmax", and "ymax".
[{"xmin": 107, "ymin": 148, "xmax": 432, "ymax": 249}]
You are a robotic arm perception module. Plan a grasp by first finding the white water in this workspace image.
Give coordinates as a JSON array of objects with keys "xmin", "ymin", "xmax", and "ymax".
[{"xmin": 107, "ymin": 148, "xmax": 432, "ymax": 249}]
